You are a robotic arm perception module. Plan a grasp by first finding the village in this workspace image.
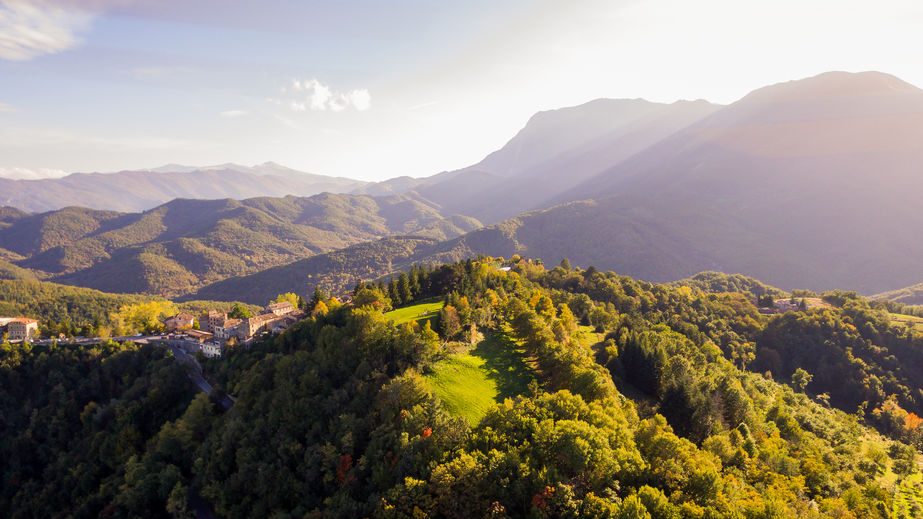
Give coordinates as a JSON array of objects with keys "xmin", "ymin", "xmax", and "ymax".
[
  {"xmin": 158, "ymin": 300, "xmax": 307, "ymax": 358},
  {"xmin": 0, "ymin": 300, "xmax": 306, "ymax": 359}
]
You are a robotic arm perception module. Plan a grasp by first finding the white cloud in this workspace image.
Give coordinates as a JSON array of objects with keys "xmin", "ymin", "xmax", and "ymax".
[
  {"xmin": 0, "ymin": 102, "xmax": 14, "ymax": 112},
  {"xmin": 220, "ymin": 110, "xmax": 248, "ymax": 118},
  {"xmin": 283, "ymin": 78, "xmax": 371, "ymax": 112},
  {"xmin": 0, "ymin": 0, "xmax": 95, "ymax": 60},
  {"xmin": 408, "ymin": 100, "xmax": 437, "ymax": 111},
  {"xmin": 0, "ymin": 166, "xmax": 69, "ymax": 179}
]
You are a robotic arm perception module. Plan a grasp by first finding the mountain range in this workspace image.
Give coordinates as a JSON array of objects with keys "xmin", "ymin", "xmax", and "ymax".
[
  {"xmin": 0, "ymin": 194, "xmax": 479, "ymax": 298},
  {"xmin": 0, "ymin": 162, "xmax": 367, "ymax": 213},
  {"xmin": 2, "ymin": 71, "xmax": 922, "ymax": 297}
]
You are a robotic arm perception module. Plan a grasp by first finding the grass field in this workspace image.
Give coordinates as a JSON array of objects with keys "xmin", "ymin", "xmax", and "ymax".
[
  {"xmin": 893, "ymin": 472, "xmax": 923, "ymax": 517},
  {"xmin": 889, "ymin": 313, "xmax": 923, "ymax": 332},
  {"xmin": 425, "ymin": 333, "xmax": 536, "ymax": 424},
  {"xmin": 577, "ymin": 325, "xmax": 603, "ymax": 347},
  {"xmin": 385, "ymin": 299, "xmax": 445, "ymax": 326}
]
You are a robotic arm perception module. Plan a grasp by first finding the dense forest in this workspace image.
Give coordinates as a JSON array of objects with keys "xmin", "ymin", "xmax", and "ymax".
[{"xmin": 2, "ymin": 258, "xmax": 923, "ymax": 517}]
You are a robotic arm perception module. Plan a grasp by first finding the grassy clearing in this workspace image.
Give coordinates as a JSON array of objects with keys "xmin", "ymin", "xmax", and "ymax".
[
  {"xmin": 425, "ymin": 353, "xmax": 498, "ymax": 424},
  {"xmin": 889, "ymin": 313, "xmax": 923, "ymax": 332},
  {"xmin": 577, "ymin": 325, "xmax": 604, "ymax": 348},
  {"xmin": 425, "ymin": 333, "xmax": 536, "ymax": 424},
  {"xmin": 385, "ymin": 299, "xmax": 445, "ymax": 326}
]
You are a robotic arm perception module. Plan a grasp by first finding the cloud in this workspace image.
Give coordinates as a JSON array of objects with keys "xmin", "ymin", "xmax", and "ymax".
[
  {"xmin": 0, "ymin": 0, "xmax": 96, "ymax": 60},
  {"xmin": 409, "ymin": 100, "xmax": 438, "ymax": 111},
  {"xmin": 220, "ymin": 110, "xmax": 248, "ymax": 118},
  {"xmin": 0, "ymin": 166, "xmax": 69, "ymax": 179},
  {"xmin": 283, "ymin": 78, "xmax": 371, "ymax": 112},
  {"xmin": 0, "ymin": 102, "xmax": 14, "ymax": 112}
]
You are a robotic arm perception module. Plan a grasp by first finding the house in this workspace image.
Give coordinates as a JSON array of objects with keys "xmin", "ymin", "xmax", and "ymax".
[
  {"xmin": 214, "ymin": 318, "xmax": 242, "ymax": 340},
  {"xmin": 201, "ymin": 342, "xmax": 223, "ymax": 358},
  {"xmin": 6, "ymin": 317, "xmax": 39, "ymax": 341},
  {"xmin": 164, "ymin": 312, "xmax": 196, "ymax": 331},
  {"xmin": 203, "ymin": 310, "xmax": 227, "ymax": 333},
  {"xmin": 238, "ymin": 313, "xmax": 281, "ymax": 340},
  {"xmin": 266, "ymin": 301, "xmax": 295, "ymax": 316},
  {"xmin": 185, "ymin": 329, "xmax": 213, "ymax": 343}
]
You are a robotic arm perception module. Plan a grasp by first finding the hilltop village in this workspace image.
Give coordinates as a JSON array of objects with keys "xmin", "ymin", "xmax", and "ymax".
[
  {"xmin": 162, "ymin": 300, "xmax": 306, "ymax": 357},
  {"xmin": 0, "ymin": 299, "xmax": 307, "ymax": 359}
]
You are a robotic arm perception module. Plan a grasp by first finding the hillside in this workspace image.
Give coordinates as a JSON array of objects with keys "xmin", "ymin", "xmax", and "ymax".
[
  {"xmin": 186, "ymin": 236, "xmax": 439, "ymax": 304},
  {"xmin": 348, "ymin": 72, "xmax": 923, "ymax": 294},
  {"xmin": 0, "ymin": 162, "xmax": 367, "ymax": 213},
  {"xmin": 405, "ymin": 98, "xmax": 721, "ymax": 223},
  {"xmin": 0, "ymin": 193, "xmax": 480, "ymax": 298},
  {"xmin": 541, "ymin": 71, "xmax": 923, "ymax": 293},
  {"xmin": 871, "ymin": 282, "xmax": 923, "ymax": 305},
  {"xmin": 3, "ymin": 257, "xmax": 922, "ymax": 517}
]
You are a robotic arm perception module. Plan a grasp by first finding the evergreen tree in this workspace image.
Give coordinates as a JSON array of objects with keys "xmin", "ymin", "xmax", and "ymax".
[{"xmin": 397, "ymin": 273, "xmax": 412, "ymax": 305}]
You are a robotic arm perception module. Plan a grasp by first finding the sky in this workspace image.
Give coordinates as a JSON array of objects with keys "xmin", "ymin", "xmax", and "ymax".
[{"xmin": 1, "ymin": 0, "xmax": 923, "ymax": 181}]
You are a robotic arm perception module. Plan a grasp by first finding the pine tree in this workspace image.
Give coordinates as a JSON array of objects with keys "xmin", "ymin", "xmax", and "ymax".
[{"xmin": 397, "ymin": 273, "xmax": 411, "ymax": 305}]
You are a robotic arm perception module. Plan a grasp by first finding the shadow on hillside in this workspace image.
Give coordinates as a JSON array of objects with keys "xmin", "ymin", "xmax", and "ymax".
[{"xmin": 471, "ymin": 332, "xmax": 536, "ymax": 401}]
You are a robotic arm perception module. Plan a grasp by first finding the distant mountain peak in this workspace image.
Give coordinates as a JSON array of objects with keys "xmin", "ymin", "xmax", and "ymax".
[{"xmin": 740, "ymin": 70, "xmax": 921, "ymax": 104}]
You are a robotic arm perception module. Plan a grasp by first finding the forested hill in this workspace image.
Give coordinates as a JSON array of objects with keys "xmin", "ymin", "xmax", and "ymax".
[
  {"xmin": 3, "ymin": 257, "xmax": 923, "ymax": 517},
  {"xmin": 0, "ymin": 193, "xmax": 480, "ymax": 298}
]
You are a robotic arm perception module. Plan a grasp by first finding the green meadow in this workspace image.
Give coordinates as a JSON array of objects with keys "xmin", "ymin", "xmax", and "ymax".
[{"xmin": 425, "ymin": 333, "xmax": 536, "ymax": 424}]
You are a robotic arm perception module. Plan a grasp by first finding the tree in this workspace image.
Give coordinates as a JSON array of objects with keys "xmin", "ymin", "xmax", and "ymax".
[
  {"xmin": 312, "ymin": 300, "xmax": 329, "ymax": 317},
  {"xmin": 308, "ymin": 287, "xmax": 329, "ymax": 312},
  {"xmin": 387, "ymin": 278, "xmax": 400, "ymax": 305},
  {"xmin": 791, "ymin": 368, "xmax": 813, "ymax": 393},
  {"xmin": 439, "ymin": 305, "xmax": 461, "ymax": 340},
  {"xmin": 272, "ymin": 292, "xmax": 302, "ymax": 308},
  {"xmin": 228, "ymin": 303, "xmax": 253, "ymax": 320},
  {"xmin": 353, "ymin": 286, "xmax": 392, "ymax": 312},
  {"xmin": 560, "ymin": 258, "xmax": 572, "ymax": 271},
  {"xmin": 397, "ymin": 273, "xmax": 412, "ymax": 305}
]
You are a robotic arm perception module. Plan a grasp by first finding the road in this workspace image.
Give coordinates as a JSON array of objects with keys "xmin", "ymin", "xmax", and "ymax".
[{"xmin": 167, "ymin": 344, "xmax": 235, "ymax": 410}]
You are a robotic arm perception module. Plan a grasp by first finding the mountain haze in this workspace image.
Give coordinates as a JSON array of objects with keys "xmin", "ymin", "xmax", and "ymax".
[
  {"xmin": 406, "ymin": 98, "xmax": 721, "ymax": 223},
  {"xmin": 0, "ymin": 163, "xmax": 367, "ymax": 213},
  {"xmin": 543, "ymin": 71, "xmax": 923, "ymax": 293}
]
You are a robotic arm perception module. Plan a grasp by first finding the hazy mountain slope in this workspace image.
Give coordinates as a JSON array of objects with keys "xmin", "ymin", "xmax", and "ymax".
[
  {"xmin": 0, "ymin": 163, "xmax": 367, "ymax": 213},
  {"xmin": 871, "ymin": 283, "xmax": 923, "ymax": 305},
  {"xmin": 0, "ymin": 193, "xmax": 480, "ymax": 298},
  {"xmin": 532, "ymin": 71, "xmax": 923, "ymax": 293},
  {"xmin": 409, "ymin": 99, "xmax": 721, "ymax": 223}
]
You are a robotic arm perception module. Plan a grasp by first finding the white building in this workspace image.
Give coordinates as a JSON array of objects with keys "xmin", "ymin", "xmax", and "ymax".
[
  {"xmin": 202, "ymin": 342, "xmax": 223, "ymax": 358},
  {"xmin": 4, "ymin": 317, "xmax": 38, "ymax": 341}
]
